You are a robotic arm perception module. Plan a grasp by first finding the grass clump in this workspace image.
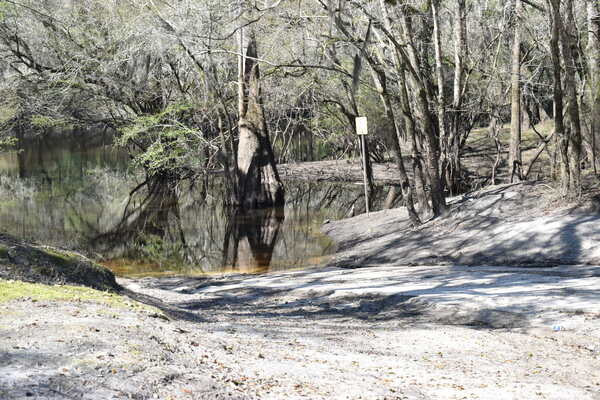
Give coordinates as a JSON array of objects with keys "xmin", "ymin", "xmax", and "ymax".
[{"xmin": 0, "ymin": 279, "xmax": 157, "ymax": 312}]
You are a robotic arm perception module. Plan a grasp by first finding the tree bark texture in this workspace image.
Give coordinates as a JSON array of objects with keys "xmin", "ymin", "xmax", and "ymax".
[
  {"xmin": 368, "ymin": 66, "xmax": 421, "ymax": 226},
  {"xmin": 587, "ymin": 0, "xmax": 600, "ymax": 171},
  {"xmin": 509, "ymin": 0, "xmax": 523, "ymax": 183},
  {"xmin": 447, "ymin": 0, "xmax": 467, "ymax": 195},
  {"xmin": 377, "ymin": 0, "xmax": 432, "ymax": 215},
  {"xmin": 400, "ymin": 76, "xmax": 432, "ymax": 216},
  {"xmin": 399, "ymin": 10, "xmax": 447, "ymax": 216},
  {"xmin": 236, "ymin": 34, "xmax": 285, "ymax": 209},
  {"xmin": 431, "ymin": 0, "xmax": 447, "ymax": 153},
  {"xmin": 561, "ymin": 0, "xmax": 582, "ymax": 195},
  {"xmin": 548, "ymin": 0, "xmax": 570, "ymax": 196}
]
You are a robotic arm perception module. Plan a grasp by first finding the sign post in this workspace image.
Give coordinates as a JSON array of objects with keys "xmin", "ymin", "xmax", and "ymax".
[{"xmin": 356, "ymin": 117, "xmax": 370, "ymax": 214}]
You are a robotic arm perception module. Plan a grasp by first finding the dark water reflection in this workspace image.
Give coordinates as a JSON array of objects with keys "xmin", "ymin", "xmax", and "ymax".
[
  {"xmin": 0, "ymin": 131, "xmax": 378, "ymax": 277},
  {"xmin": 222, "ymin": 208, "xmax": 285, "ymax": 274}
]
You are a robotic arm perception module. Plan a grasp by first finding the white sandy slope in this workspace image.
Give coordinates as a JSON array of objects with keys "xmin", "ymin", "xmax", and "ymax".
[
  {"xmin": 120, "ymin": 260, "xmax": 600, "ymax": 400},
  {"xmin": 144, "ymin": 263, "xmax": 600, "ymax": 329},
  {"xmin": 115, "ymin": 182, "xmax": 600, "ymax": 399}
]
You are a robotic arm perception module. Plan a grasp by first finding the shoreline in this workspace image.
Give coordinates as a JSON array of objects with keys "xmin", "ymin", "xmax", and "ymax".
[{"xmin": 2, "ymin": 181, "xmax": 600, "ymax": 398}]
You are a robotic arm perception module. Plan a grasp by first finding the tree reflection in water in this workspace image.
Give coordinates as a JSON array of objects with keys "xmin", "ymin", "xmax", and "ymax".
[
  {"xmin": 222, "ymin": 208, "xmax": 285, "ymax": 274},
  {"xmin": 0, "ymin": 130, "xmax": 381, "ymax": 276},
  {"xmin": 93, "ymin": 174, "xmax": 190, "ymax": 270},
  {"xmin": 94, "ymin": 175, "xmax": 286, "ymax": 275}
]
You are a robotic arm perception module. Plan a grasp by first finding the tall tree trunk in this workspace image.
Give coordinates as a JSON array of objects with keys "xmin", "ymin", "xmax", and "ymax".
[
  {"xmin": 400, "ymin": 78, "xmax": 432, "ymax": 216},
  {"xmin": 368, "ymin": 66, "xmax": 421, "ymax": 226},
  {"xmin": 587, "ymin": 0, "xmax": 600, "ymax": 171},
  {"xmin": 561, "ymin": 0, "xmax": 582, "ymax": 195},
  {"xmin": 416, "ymin": 87, "xmax": 447, "ymax": 216},
  {"xmin": 236, "ymin": 33, "xmax": 285, "ymax": 209},
  {"xmin": 447, "ymin": 0, "xmax": 467, "ymax": 195},
  {"xmin": 548, "ymin": 0, "xmax": 569, "ymax": 195},
  {"xmin": 431, "ymin": 0, "xmax": 447, "ymax": 160},
  {"xmin": 452, "ymin": 0, "xmax": 467, "ymax": 117},
  {"xmin": 398, "ymin": 10, "xmax": 447, "ymax": 216},
  {"xmin": 376, "ymin": 0, "xmax": 432, "ymax": 215},
  {"xmin": 509, "ymin": 0, "xmax": 523, "ymax": 182},
  {"xmin": 432, "ymin": 0, "xmax": 462, "ymax": 196}
]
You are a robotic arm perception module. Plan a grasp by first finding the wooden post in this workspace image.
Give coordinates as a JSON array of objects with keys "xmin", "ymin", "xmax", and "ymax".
[{"xmin": 356, "ymin": 117, "xmax": 370, "ymax": 214}]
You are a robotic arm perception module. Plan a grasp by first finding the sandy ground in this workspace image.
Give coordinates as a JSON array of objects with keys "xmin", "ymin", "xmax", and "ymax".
[
  {"xmin": 4, "ymin": 274, "xmax": 600, "ymax": 400},
  {"xmin": 3, "ymin": 181, "xmax": 600, "ymax": 399}
]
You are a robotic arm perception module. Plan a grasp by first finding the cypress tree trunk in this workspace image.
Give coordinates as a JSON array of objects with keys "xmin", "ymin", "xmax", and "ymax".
[{"xmin": 236, "ymin": 33, "xmax": 285, "ymax": 209}]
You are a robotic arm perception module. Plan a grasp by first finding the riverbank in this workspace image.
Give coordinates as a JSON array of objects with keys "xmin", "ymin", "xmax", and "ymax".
[
  {"xmin": 323, "ymin": 180, "xmax": 600, "ymax": 267},
  {"xmin": 278, "ymin": 159, "xmax": 405, "ymax": 185},
  {"xmin": 3, "ymin": 181, "xmax": 600, "ymax": 399}
]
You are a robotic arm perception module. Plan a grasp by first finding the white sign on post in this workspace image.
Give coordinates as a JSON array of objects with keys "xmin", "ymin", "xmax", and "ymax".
[
  {"xmin": 356, "ymin": 117, "xmax": 368, "ymax": 135},
  {"xmin": 355, "ymin": 116, "xmax": 370, "ymax": 214}
]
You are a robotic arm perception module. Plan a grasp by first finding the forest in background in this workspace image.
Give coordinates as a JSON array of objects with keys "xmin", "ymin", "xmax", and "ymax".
[{"xmin": 0, "ymin": 0, "xmax": 598, "ymax": 225}]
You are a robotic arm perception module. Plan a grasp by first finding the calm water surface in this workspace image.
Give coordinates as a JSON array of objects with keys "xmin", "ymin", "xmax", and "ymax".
[{"xmin": 0, "ymin": 131, "xmax": 369, "ymax": 277}]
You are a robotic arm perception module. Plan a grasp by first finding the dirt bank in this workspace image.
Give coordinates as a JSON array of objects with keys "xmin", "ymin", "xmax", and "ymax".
[
  {"xmin": 0, "ymin": 233, "xmax": 119, "ymax": 292},
  {"xmin": 322, "ymin": 181, "xmax": 600, "ymax": 267}
]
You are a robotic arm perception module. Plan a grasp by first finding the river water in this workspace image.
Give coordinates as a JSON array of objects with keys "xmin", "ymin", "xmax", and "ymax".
[{"xmin": 0, "ymin": 130, "xmax": 370, "ymax": 277}]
